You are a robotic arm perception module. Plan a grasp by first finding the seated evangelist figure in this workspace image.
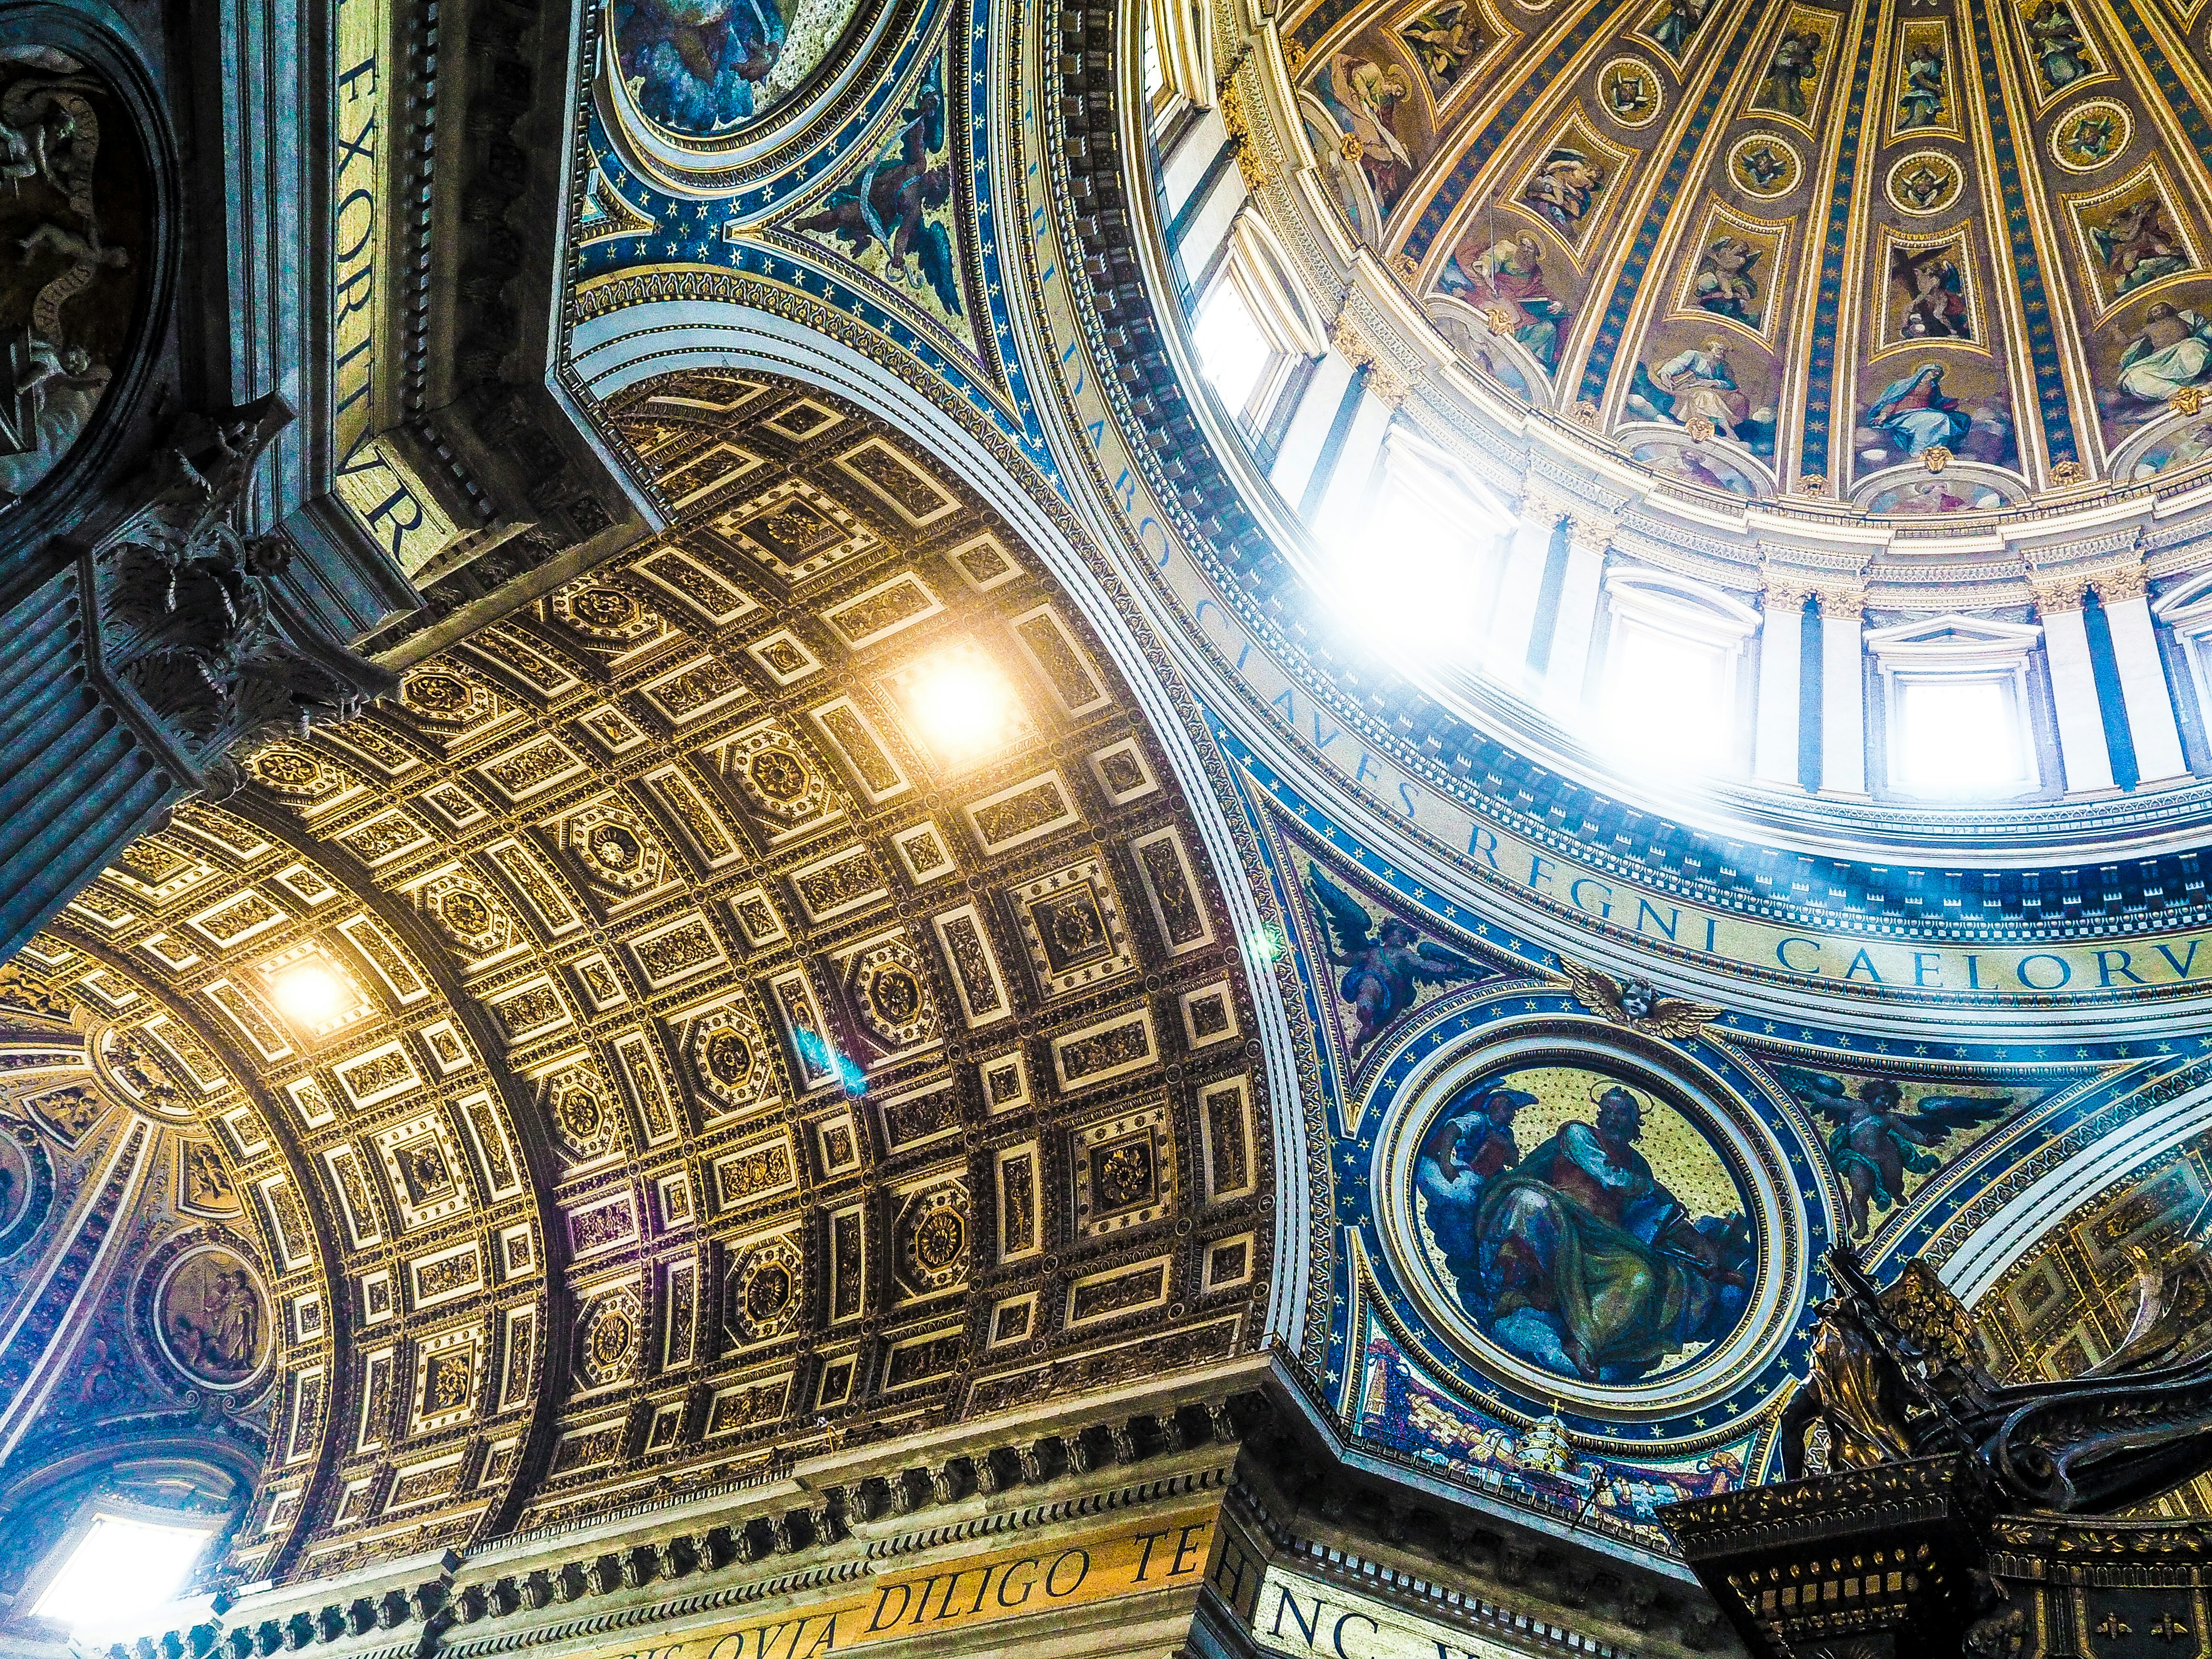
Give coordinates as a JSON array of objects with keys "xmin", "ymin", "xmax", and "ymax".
[{"xmin": 1467, "ymin": 1086, "xmax": 1751, "ymax": 1382}]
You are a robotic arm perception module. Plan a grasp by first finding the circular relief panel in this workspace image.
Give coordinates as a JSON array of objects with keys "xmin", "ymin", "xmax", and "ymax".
[
  {"xmin": 1886, "ymin": 149, "xmax": 1964, "ymax": 216},
  {"xmin": 421, "ymin": 875, "xmax": 510, "ymax": 956},
  {"xmin": 0, "ymin": 52, "xmax": 150, "ymax": 506},
  {"xmin": 691, "ymin": 1004, "xmax": 774, "ymax": 1113},
  {"xmin": 1727, "ymin": 132, "xmax": 1801, "ymax": 198},
  {"xmin": 1374, "ymin": 1028, "xmax": 1797, "ymax": 1417},
  {"xmin": 897, "ymin": 1187, "xmax": 969, "ymax": 1292},
  {"xmin": 546, "ymin": 1069, "xmax": 619, "ymax": 1160},
  {"xmin": 552, "ymin": 581, "xmax": 659, "ymax": 644},
  {"xmin": 153, "ymin": 1242, "xmax": 272, "ymax": 1392},
  {"xmin": 848, "ymin": 940, "xmax": 938, "ymax": 1050},
  {"xmin": 727, "ymin": 1236, "xmax": 804, "ymax": 1343},
  {"xmin": 2051, "ymin": 100, "xmax": 2131, "ymax": 172},
  {"xmin": 248, "ymin": 746, "xmax": 343, "ymax": 798},
  {"xmin": 399, "ymin": 668, "xmax": 493, "ymax": 726},
  {"xmin": 580, "ymin": 1288, "xmax": 643, "ymax": 1385},
  {"xmin": 565, "ymin": 806, "xmax": 665, "ymax": 893}
]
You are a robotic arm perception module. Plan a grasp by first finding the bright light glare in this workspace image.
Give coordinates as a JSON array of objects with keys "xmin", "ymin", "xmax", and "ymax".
[
  {"xmin": 902, "ymin": 651, "xmax": 1023, "ymax": 765},
  {"xmin": 271, "ymin": 962, "xmax": 344, "ymax": 1025},
  {"xmin": 1193, "ymin": 283, "xmax": 1271, "ymax": 417},
  {"xmin": 1896, "ymin": 677, "xmax": 2020, "ymax": 793},
  {"xmin": 1596, "ymin": 624, "xmax": 1729, "ymax": 769},
  {"xmin": 34, "ymin": 1515, "xmax": 211, "ymax": 1638},
  {"xmin": 1323, "ymin": 480, "xmax": 1488, "ymax": 656}
]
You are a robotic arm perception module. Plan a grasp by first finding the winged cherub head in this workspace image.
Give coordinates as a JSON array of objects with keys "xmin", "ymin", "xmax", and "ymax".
[{"xmin": 1617, "ymin": 977, "xmax": 1659, "ymax": 1020}]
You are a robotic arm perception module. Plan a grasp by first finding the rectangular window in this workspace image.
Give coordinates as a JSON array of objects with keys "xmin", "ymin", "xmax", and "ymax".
[
  {"xmin": 1192, "ymin": 280, "xmax": 1275, "ymax": 424},
  {"xmin": 1597, "ymin": 620, "xmax": 1732, "ymax": 768},
  {"xmin": 34, "ymin": 1514, "xmax": 214, "ymax": 1639},
  {"xmin": 1891, "ymin": 673, "xmax": 2028, "ymax": 795}
]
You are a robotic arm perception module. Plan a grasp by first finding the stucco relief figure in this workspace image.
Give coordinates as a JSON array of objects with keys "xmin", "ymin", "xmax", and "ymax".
[
  {"xmin": 1521, "ymin": 147, "xmax": 1605, "ymax": 240},
  {"xmin": 2117, "ymin": 302, "xmax": 2212, "ymax": 406},
  {"xmin": 1440, "ymin": 232, "xmax": 1568, "ymax": 370},
  {"xmin": 611, "ymin": 0, "xmax": 861, "ymax": 134},
  {"xmin": 2092, "ymin": 196, "xmax": 2192, "ymax": 297},
  {"xmin": 2026, "ymin": 0, "xmax": 2091, "ymax": 92},
  {"xmin": 1776, "ymin": 1067, "xmax": 2012, "ymax": 1237},
  {"xmin": 1307, "ymin": 862, "xmax": 1487, "ymax": 1060},
  {"xmin": 1315, "ymin": 54, "xmax": 1416, "ymax": 209},
  {"xmin": 1896, "ymin": 37, "xmax": 1947, "ymax": 130},
  {"xmin": 0, "ymin": 54, "xmax": 141, "ymax": 502},
  {"xmin": 158, "ymin": 1247, "xmax": 267, "ymax": 1386},
  {"xmin": 1437, "ymin": 1082, "xmax": 1753, "ymax": 1382},
  {"xmin": 1866, "ymin": 362, "xmax": 1972, "ymax": 457}
]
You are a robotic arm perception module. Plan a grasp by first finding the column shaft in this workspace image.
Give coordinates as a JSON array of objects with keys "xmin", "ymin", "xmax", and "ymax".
[
  {"xmin": 2101, "ymin": 588, "xmax": 2188, "ymax": 783},
  {"xmin": 1819, "ymin": 599, "xmax": 1866, "ymax": 795},
  {"xmin": 1754, "ymin": 593, "xmax": 1803, "ymax": 784},
  {"xmin": 1488, "ymin": 511, "xmax": 1556, "ymax": 689},
  {"xmin": 2042, "ymin": 602, "xmax": 2116, "ymax": 793},
  {"xmin": 1542, "ymin": 533, "xmax": 1609, "ymax": 713}
]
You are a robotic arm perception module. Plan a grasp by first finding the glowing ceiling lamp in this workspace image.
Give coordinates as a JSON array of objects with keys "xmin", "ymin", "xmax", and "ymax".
[
  {"xmin": 270, "ymin": 961, "xmax": 346, "ymax": 1027},
  {"xmin": 897, "ymin": 644, "xmax": 1027, "ymax": 768}
]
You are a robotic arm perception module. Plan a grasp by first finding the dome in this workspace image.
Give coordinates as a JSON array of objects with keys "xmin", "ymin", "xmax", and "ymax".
[{"xmin": 1279, "ymin": 0, "xmax": 2212, "ymax": 515}]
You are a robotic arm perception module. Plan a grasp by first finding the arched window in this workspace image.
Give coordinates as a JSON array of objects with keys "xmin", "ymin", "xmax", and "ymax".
[{"xmin": 1322, "ymin": 427, "xmax": 1513, "ymax": 653}]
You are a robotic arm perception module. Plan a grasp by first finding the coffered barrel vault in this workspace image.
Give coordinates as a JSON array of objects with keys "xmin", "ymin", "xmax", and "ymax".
[{"xmin": 0, "ymin": 375, "xmax": 1275, "ymax": 1592}]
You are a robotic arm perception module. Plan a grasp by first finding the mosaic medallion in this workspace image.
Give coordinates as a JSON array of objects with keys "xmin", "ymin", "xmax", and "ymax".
[
  {"xmin": 1404, "ymin": 1060, "xmax": 1755, "ymax": 1386},
  {"xmin": 2050, "ymin": 99, "xmax": 2131, "ymax": 171},
  {"xmin": 1597, "ymin": 57, "xmax": 1665, "ymax": 129},
  {"xmin": 1366, "ymin": 1010, "xmax": 1805, "ymax": 1439}
]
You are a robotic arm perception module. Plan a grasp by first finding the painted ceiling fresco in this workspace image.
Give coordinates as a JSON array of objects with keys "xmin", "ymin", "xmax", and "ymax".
[{"xmin": 1287, "ymin": 0, "xmax": 2212, "ymax": 502}]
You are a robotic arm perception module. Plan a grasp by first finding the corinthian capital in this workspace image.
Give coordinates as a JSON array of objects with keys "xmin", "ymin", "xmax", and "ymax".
[
  {"xmin": 2093, "ymin": 563, "xmax": 2149, "ymax": 603},
  {"xmin": 2031, "ymin": 575, "xmax": 2091, "ymax": 615}
]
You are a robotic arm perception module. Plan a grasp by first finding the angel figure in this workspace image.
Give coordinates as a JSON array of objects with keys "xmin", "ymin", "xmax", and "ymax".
[
  {"xmin": 1775, "ymin": 1066, "xmax": 2013, "ymax": 1238},
  {"xmin": 1557, "ymin": 956, "xmax": 1722, "ymax": 1037},
  {"xmin": 1307, "ymin": 863, "xmax": 1487, "ymax": 1058}
]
